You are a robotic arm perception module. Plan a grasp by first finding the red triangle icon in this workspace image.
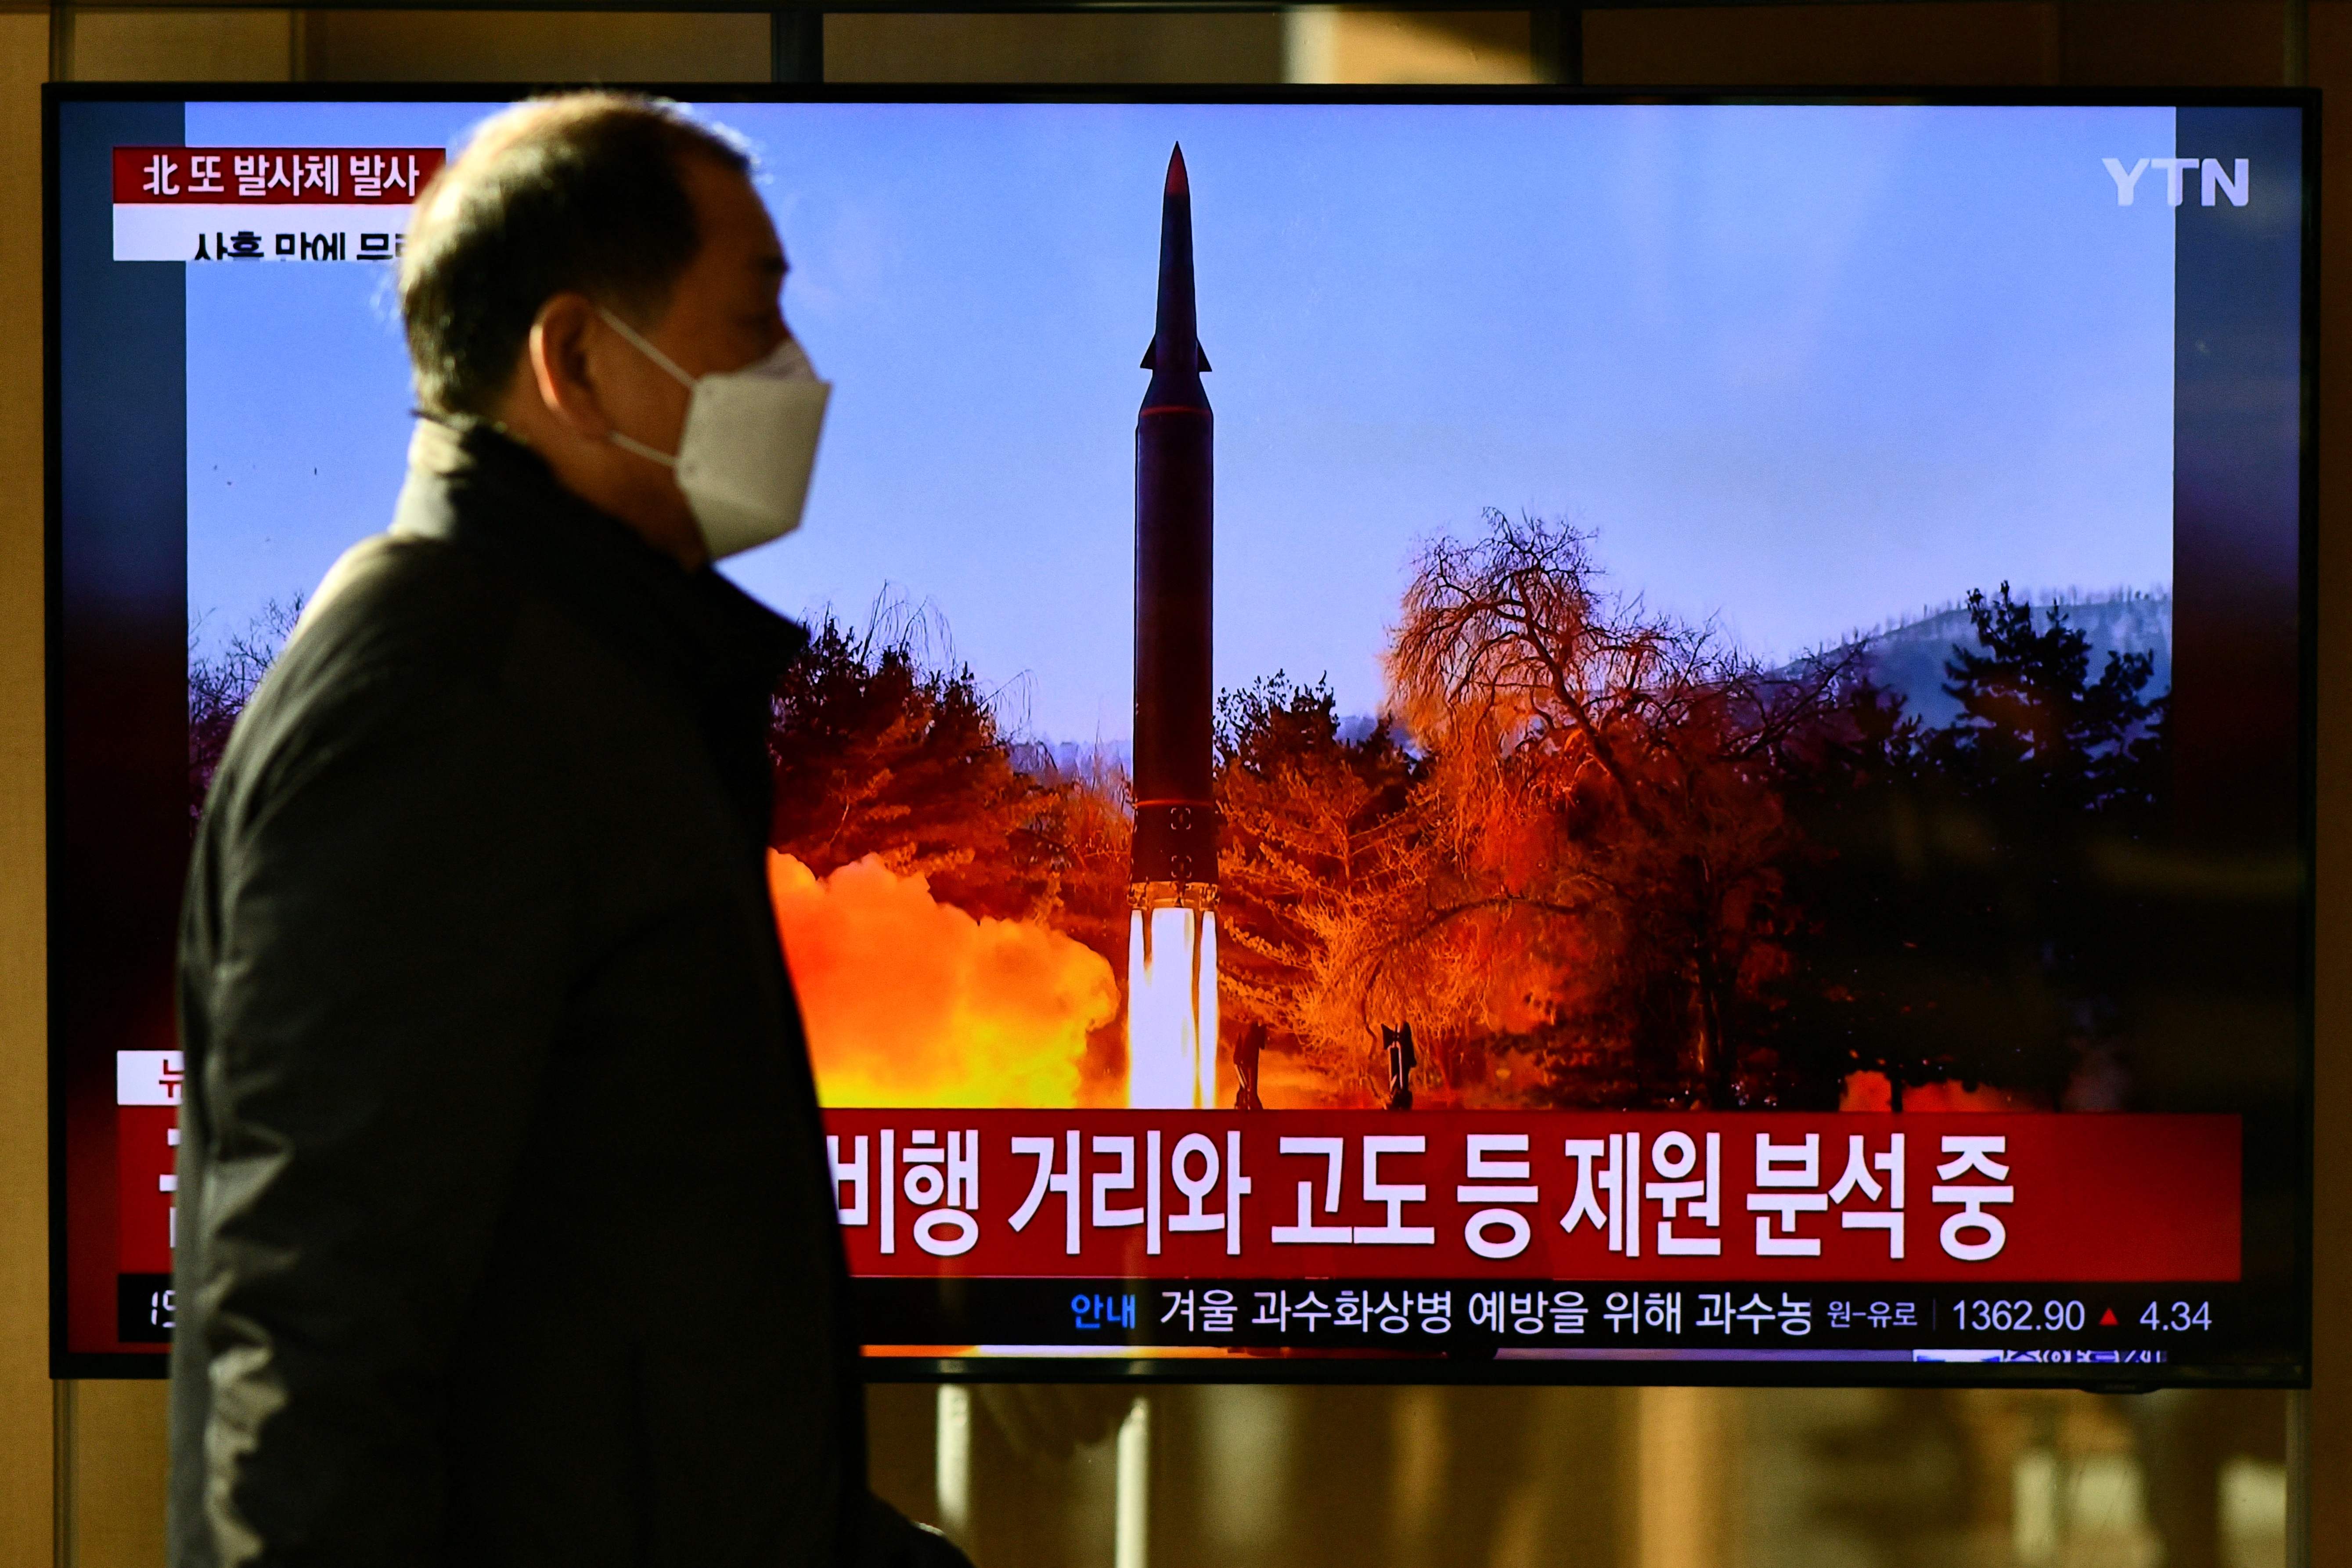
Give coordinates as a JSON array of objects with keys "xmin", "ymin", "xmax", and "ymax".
[{"xmin": 2099, "ymin": 1308, "xmax": 2119, "ymax": 1326}]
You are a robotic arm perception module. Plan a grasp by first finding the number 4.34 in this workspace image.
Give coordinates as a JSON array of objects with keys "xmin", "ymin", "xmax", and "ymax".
[{"xmin": 2141, "ymin": 1299, "xmax": 2214, "ymax": 1331}]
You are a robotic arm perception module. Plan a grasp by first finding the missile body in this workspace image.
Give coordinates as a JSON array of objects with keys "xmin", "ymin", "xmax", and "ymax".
[
  {"xmin": 1126, "ymin": 144, "xmax": 1219, "ymax": 1110},
  {"xmin": 1131, "ymin": 144, "xmax": 1216, "ymax": 894}
]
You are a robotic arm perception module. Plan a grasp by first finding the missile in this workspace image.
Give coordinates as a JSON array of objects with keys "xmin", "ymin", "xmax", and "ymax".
[
  {"xmin": 1126, "ymin": 144, "xmax": 1218, "ymax": 1109},
  {"xmin": 1131, "ymin": 144, "xmax": 1216, "ymax": 894}
]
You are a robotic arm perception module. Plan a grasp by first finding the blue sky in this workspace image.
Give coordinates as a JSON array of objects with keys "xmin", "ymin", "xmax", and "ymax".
[{"xmin": 185, "ymin": 99, "xmax": 2178, "ymax": 744}]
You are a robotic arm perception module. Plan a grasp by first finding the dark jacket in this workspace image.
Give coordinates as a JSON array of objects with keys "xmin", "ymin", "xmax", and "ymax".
[{"xmin": 170, "ymin": 420, "xmax": 909, "ymax": 1568}]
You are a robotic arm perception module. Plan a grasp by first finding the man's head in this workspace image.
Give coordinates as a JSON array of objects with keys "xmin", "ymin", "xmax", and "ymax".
[{"xmin": 400, "ymin": 94, "xmax": 792, "ymax": 568}]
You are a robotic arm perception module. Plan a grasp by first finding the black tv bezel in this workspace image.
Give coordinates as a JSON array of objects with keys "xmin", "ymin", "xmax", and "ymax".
[{"xmin": 44, "ymin": 81, "xmax": 2319, "ymax": 1389}]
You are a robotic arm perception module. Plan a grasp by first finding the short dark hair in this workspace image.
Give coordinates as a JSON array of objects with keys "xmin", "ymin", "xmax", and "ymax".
[{"xmin": 399, "ymin": 93, "xmax": 751, "ymax": 417}]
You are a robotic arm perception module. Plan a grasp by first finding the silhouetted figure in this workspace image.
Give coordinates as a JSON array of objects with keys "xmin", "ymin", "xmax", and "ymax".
[
  {"xmin": 168, "ymin": 97, "xmax": 965, "ymax": 1568},
  {"xmin": 1383, "ymin": 1023, "xmax": 1417, "ymax": 1110},
  {"xmin": 1233, "ymin": 1020, "xmax": 1265, "ymax": 1110}
]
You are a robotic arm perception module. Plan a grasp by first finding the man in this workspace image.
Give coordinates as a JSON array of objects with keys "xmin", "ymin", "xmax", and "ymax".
[
  {"xmin": 1383, "ymin": 1023, "xmax": 1416, "ymax": 1111},
  {"xmin": 1232, "ymin": 1019, "xmax": 1265, "ymax": 1111},
  {"xmin": 170, "ymin": 94, "xmax": 963, "ymax": 1568}
]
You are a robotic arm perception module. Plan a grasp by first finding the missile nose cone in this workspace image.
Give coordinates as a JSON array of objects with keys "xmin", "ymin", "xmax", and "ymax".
[{"xmin": 1140, "ymin": 144, "xmax": 1209, "ymax": 389}]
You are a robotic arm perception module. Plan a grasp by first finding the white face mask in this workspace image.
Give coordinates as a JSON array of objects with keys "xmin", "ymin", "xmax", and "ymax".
[{"xmin": 598, "ymin": 306, "xmax": 832, "ymax": 561}]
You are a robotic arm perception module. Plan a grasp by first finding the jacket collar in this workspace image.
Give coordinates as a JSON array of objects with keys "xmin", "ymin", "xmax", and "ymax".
[{"xmin": 390, "ymin": 417, "xmax": 809, "ymax": 701}]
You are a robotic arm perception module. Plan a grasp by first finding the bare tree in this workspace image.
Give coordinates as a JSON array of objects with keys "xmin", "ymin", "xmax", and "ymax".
[
  {"xmin": 1369, "ymin": 511, "xmax": 1852, "ymax": 1107},
  {"xmin": 189, "ymin": 598, "xmax": 304, "ymax": 829}
]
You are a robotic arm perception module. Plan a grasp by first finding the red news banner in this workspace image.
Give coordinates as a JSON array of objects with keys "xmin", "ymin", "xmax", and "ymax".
[
  {"xmin": 821, "ymin": 1111, "xmax": 2240, "ymax": 1284},
  {"xmin": 110, "ymin": 146, "xmax": 446, "ymax": 263}
]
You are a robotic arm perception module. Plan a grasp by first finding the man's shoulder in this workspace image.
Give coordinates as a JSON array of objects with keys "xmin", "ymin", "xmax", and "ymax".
[
  {"xmin": 214, "ymin": 533, "xmax": 530, "ymax": 806},
  {"xmin": 296, "ymin": 529, "xmax": 520, "ymax": 671}
]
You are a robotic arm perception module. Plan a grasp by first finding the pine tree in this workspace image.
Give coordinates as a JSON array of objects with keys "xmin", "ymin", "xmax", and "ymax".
[{"xmin": 767, "ymin": 612, "xmax": 1060, "ymax": 922}]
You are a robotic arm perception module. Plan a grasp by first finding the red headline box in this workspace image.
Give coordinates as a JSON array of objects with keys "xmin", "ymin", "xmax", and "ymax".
[
  {"xmin": 819, "ymin": 1110, "xmax": 2241, "ymax": 1283},
  {"xmin": 112, "ymin": 147, "xmax": 444, "ymax": 204}
]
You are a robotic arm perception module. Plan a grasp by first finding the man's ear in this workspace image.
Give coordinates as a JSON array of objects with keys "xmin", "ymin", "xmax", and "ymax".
[{"xmin": 526, "ymin": 292, "xmax": 610, "ymax": 438}]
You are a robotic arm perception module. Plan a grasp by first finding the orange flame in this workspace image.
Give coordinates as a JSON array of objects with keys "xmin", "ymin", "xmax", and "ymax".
[{"xmin": 770, "ymin": 851, "xmax": 1119, "ymax": 1107}]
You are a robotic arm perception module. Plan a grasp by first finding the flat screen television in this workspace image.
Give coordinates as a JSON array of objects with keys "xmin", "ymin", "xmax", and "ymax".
[{"xmin": 47, "ymin": 84, "xmax": 2313, "ymax": 1385}]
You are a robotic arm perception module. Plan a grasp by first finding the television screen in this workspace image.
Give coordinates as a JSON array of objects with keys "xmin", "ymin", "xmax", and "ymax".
[{"xmin": 48, "ymin": 86, "xmax": 2311, "ymax": 1383}]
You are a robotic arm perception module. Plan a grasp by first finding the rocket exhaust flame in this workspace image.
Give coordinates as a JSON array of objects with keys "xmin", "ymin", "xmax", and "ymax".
[
  {"xmin": 1127, "ymin": 143, "xmax": 1223, "ymax": 1109},
  {"xmin": 1127, "ymin": 904, "xmax": 1219, "ymax": 1109}
]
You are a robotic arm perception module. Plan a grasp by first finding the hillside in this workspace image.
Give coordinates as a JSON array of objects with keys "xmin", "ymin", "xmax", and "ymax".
[{"xmin": 1847, "ymin": 589, "xmax": 2172, "ymax": 727}]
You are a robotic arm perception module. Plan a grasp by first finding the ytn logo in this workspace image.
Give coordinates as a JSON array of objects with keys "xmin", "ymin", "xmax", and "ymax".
[{"xmin": 2104, "ymin": 157, "xmax": 2250, "ymax": 207}]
